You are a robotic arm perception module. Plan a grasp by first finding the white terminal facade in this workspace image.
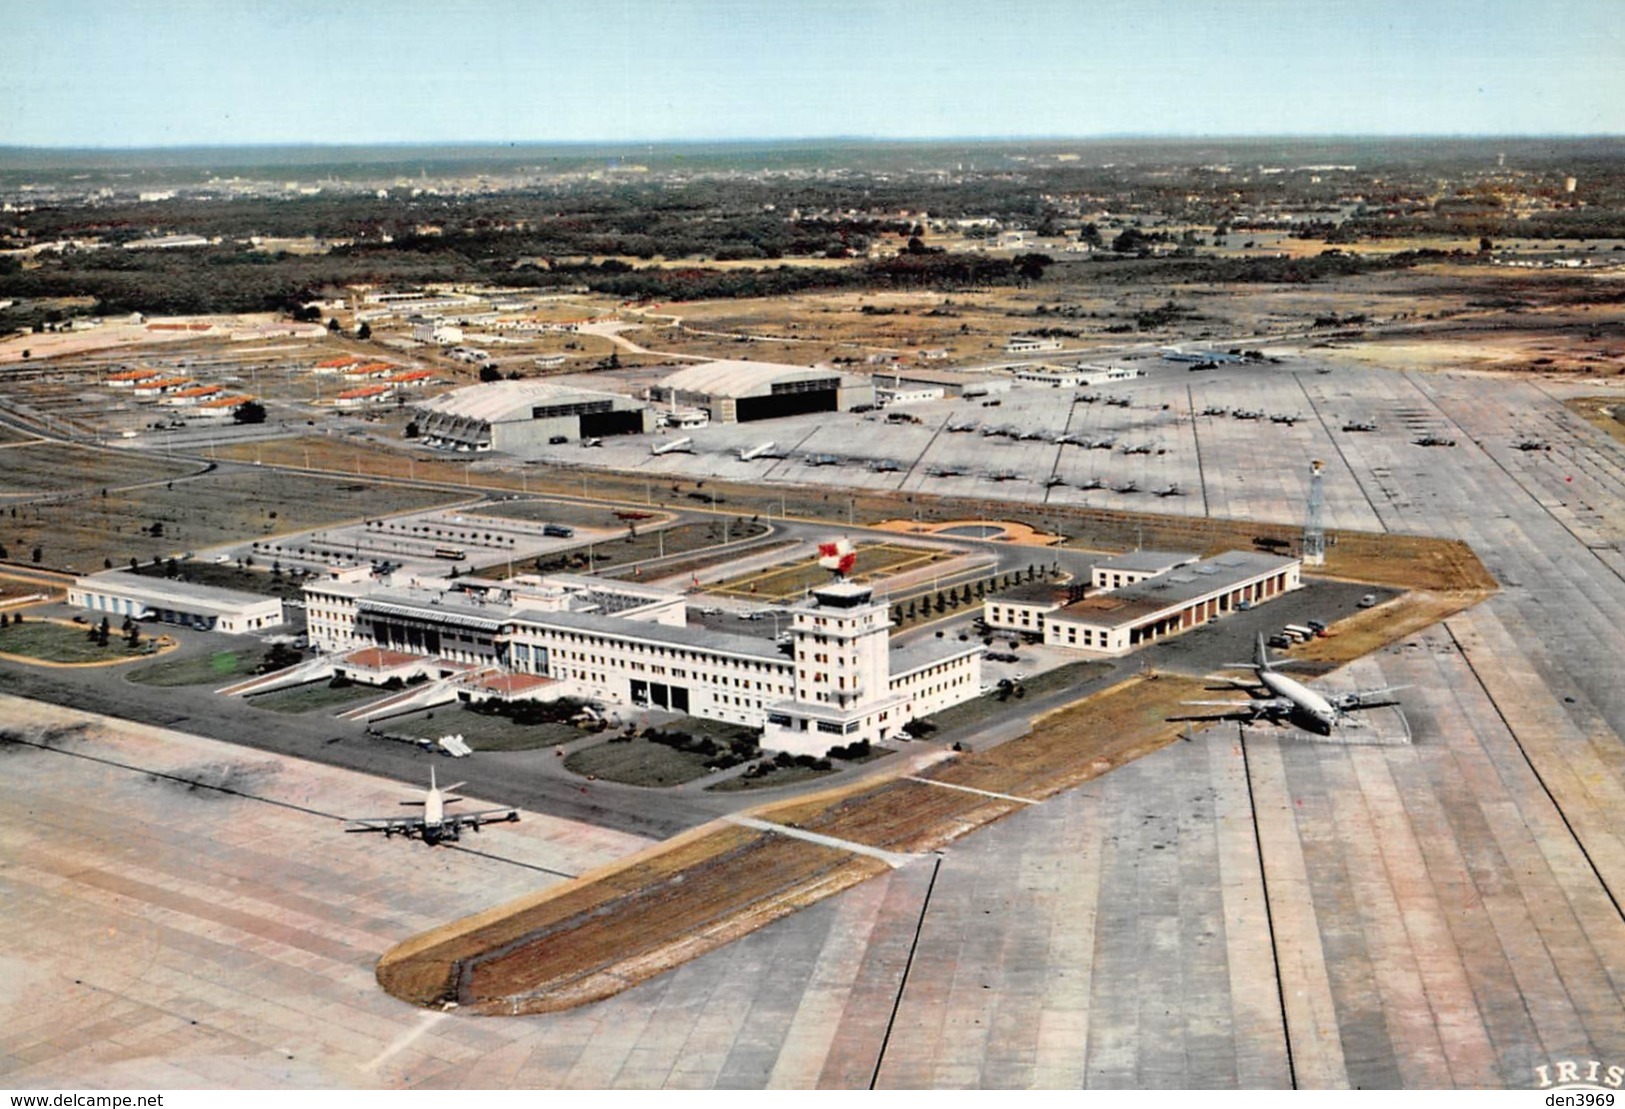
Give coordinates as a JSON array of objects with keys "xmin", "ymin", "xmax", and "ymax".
[{"xmin": 304, "ymin": 571, "xmax": 980, "ymax": 758}]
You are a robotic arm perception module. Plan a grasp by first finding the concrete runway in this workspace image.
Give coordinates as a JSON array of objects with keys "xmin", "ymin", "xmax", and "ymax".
[{"xmin": 3, "ymin": 358, "xmax": 1624, "ymax": 1088}]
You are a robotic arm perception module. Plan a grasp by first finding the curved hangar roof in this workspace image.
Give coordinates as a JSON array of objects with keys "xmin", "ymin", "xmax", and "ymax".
[
  {"xmin": 417, "ymin": 381, "xmax": 634, "ymax": 424},
  {"xmin": 660, "ymin": 359, "xmax": 858, "ymax": 399}
]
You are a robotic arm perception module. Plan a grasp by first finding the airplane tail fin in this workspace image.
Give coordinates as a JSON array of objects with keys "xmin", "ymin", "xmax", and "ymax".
[{"xmin": 1256, "ymin": 633, "xmax": 1276, "ymax": 672}]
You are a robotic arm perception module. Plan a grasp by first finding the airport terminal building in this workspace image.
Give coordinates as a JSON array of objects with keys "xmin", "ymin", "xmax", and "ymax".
[{"xmin": 304, "ymin": 572, "xmax": 980, "ymax": 757}]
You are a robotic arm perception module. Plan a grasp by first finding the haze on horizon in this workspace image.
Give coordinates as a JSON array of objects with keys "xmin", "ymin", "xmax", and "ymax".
[{"xmin": 2, "ymin": 0, "xmax": 1621, "ymax": 150}]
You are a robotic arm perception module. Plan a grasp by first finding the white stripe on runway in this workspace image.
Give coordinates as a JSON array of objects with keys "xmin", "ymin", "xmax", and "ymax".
[
  {"xmin": 904, "ymin": 775, "xmax": 1039, "ymax": 805},
  {"xmin": 724, "ymin": 814, "xmax": 920, "ymax": 868}
]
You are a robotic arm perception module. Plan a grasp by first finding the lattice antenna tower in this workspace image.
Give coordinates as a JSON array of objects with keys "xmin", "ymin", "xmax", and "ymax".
[{"xmin": 1303, "ymin": 458, "xmax": 1326, "ymax": 566}]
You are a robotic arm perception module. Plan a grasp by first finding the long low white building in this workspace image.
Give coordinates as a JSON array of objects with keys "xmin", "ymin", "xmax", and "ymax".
[
  {"xmin": 69, "ymin": 571, "xmax": 285, "ymax": 633},
  {"xmin": 305, "ymin": 571, "xmax": 980, "ymax": 757},
  {"xmin": 983, "ymin": 550, "xmax": 1302, "ymax": 656}
]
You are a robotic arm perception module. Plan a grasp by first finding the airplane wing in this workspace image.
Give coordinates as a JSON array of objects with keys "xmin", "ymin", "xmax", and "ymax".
[
  {"xmin": 1168, "ymin": 697, "xmax": 1293, "ymax": 724},
  {"xmin": 345, "ymin": 816, "xmax": 430, "ymax": 836},
  {"xmin": 1331, "ymin": 685, "xmax": 1409, "ymax": 712},
  {"xmin": 446, "ymin": 807, "xmax": 521, "ymax": 832}
]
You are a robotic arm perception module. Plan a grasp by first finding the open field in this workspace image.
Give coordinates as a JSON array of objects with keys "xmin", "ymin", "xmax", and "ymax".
[
  {"xmin": 0, "ymin": 442, "xmax": 200, "ymax": 498},
  {"xmin": 0, "ymin": 618, "xmax": 164, "ymax": 665},
  {"xmin": 564, "ymin": 737, "xmax": 719, "ymax": 787},
  {"xmin": 126, "ymin": 647, "xmax": 276, "ymax": 686},
  {"xmin": 245, "ymin": 679, "xmax": 387, "ymax": 715},
  {"xmin": 385, "ymin": 707, "xmax": 585, "ymax": 752},
  {"xmin": 128, "ymin": 557, "xmax": 309, "ymax": 600},
  {"xmin": 706, "ymin": 542, "xmax": 944, "ymax": 601},
  {"xmin": 0, "ymin": 465, "xmax": 464, "ymax": 574}
]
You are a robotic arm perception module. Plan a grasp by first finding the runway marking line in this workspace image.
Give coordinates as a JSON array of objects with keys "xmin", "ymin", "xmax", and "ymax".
[
  {"xmin": 903, "ymin": 775, "xmax": 1039, "ymax": 805},
  {"xmin": 724, "ymin": 813, "xmax": 919, "ymax": 869}
]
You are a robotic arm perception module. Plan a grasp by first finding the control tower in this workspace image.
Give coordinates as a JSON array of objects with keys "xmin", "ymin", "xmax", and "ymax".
[{"xmin": 1303, "ymin": 459, "xmax": 1326, "ymax": 566}]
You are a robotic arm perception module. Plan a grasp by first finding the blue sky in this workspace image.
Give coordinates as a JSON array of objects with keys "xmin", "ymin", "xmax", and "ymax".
[{"xmin": 1, "ymin": 0, "xmax": 1620, "ymax": 147}]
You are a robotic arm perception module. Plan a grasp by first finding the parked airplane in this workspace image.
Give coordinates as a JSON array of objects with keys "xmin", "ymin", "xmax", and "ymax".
[
  {"xmin": 804, "ymin": 453, "xmax": 842, "ymax": 467},
  {"xmin": 1053, "ymin": 431, "xmax": 1084, "ymax": 446},
  {"xmin": 1043, "ymin": 475, "xmax": 1068, "ymax": 488},
  {"xmin": 1232, "ymin": 409, "xmax": 1264, "ymax": 421},
  {"xmin": 1086, "ymin": 436, "xmax": 1116, "ymax": 450},
  {"xmin": 869, "ymin": 458, "xmax": 904, "ymax": 472},
  {"xmin": 1105, "ymin": 396, "xmax": 1131, "ymax": 408},
  {"xmin": 1514, "ymin": 439, "xmax": 1551, "ymax": 452},
  {"xmin": 1075, "ymin": 475, "xmax": 1107, "ymax": 490},
  {"xmin": 1169, "ymin": 634, "xmax": 1406, "ymax": 736},
  {"xmin": 1342, "ymin": 421, "xmax": 1377, "ymax": 432},
  {"xmin": 926, "ymin": 463, "xmax": 968, "ymax": 477},
  {"xmin": 1120, "ymin": 442, "xmax": 1156, "ymax": 455},
  {"xmin": 1269, "ymin": 413, "xmax": 1302, "ymax": 425},
  {"xmin": 1076, "ymin": 392, "xmax": 1102, "ymax": 404},
  {"xmin": 580, "ymin": 437, "xmax": 603, "ymax": 448},
  {"xmin": 651, "ymin": 436, "xmax": 694, "ymax": 455},
  {"xmin": 737, "ymin": 441, "xmax": 783, "ymax": 461},
  {"xmin": 1153, "ymin": 483, "xmax": 1184, "ymax": 497},
  {"xmin": 1201, "ymin": 405, "xmax": 1229, "ymax": 417},
  {"xmin": 345, "ymin": 767, "xmax": 519, "ymax": 845},
  {"xmin": 1112, "ymin": 479, "xmax": 1140, "ymax": 494},
  {"xmin": 1016, "ymin": 429, "xmax": 1047, "ymax": 441},
  {"xmin": 946, "ymin": 419, "xmax": 979, "ymax": 433},
  {"xmin": 985, "ymin": 469, "xmax": 1024, "ymax": 482},
  {"xmin": 1414, "ymin": 433, "xmax": 1457, "ymax": 447}
]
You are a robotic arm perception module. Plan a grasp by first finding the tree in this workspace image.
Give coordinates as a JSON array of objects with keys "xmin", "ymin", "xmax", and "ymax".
[
  {"xmin": 233, "ymin": 400, "xmax": 267, "ymax": 424},
  {"xmin": 404, "ymin": 420, "xmax": 420, "ymax": 439},
  {"xmin": 96, "ymin": 616, "xmax": 110, "ymax": 647},
  {"xmin": 30, "ymin": 546, "xmax": 41, "ymax": 563},
  {"xmin": 126, "ymin": 623, "xmax": 141, "ymax": 649},
  {"xmin": 327, "ymin": 317, "xmax": 341, "ymax": 333},
  {"xmin": 356, "ymin": 321, "xmax": 372, "ymax": 340},
  {"xmin": 478, "ymin": 364, "xmax": 502, "ymax": 383}
]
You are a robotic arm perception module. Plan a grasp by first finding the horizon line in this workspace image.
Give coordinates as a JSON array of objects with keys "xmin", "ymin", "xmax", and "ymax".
[{"xmin": 3, "ymin": 132, "xmax": 1622, "ymax": 156}]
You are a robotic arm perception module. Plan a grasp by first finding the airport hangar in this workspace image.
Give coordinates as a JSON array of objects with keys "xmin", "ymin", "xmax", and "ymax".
[
  {"xmin": 415, "ymin": 380, "xmax": 653, "ymax": 453},
  {"xmin": 648, "ymin": 359, "xmax": 876, "ymax": 423}
]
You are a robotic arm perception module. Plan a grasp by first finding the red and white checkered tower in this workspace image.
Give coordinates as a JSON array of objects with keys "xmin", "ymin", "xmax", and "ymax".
[{"xmin": 818, "ymin": 538, "xmax": 857, "ymax": 579}]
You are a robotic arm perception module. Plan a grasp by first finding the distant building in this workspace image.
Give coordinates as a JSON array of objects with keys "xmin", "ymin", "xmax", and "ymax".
[
  {"xmin": 650, "ymin": 359, "xmax": 874, "ymax": 423},
  {"xmin": 335, "ymin": 384, "xmax": 394, "ymax": 408},
  {"xmin": 1004, "ymin": 336, "xmax": 1064, "ymax": 353},
  {"xmin": 69, "ymin": 571, "xmax": 283, "ymax": 634},
  {"xmin": 875, "ymin": 384, "xmax": 945, "ymax": 407}
]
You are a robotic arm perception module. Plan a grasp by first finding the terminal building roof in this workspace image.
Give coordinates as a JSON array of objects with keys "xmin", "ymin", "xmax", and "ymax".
[
  {"xmin": 75, "ymin": 571, "xmax": 281, "ymax": 617},
  {"xmin": 1058, "ymin": 551, "xmax": 1299, "ymax": 628}
]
